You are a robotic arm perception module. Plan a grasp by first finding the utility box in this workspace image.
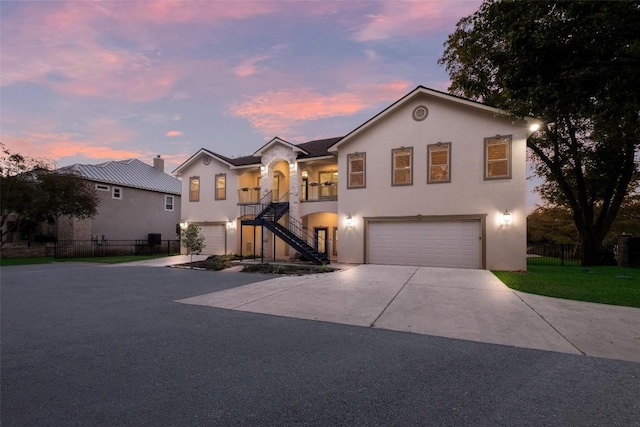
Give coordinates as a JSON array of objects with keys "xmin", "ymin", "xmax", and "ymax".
[{"xmin": 148, "ymin": 233, "xmax": 161, "ymax": 246}]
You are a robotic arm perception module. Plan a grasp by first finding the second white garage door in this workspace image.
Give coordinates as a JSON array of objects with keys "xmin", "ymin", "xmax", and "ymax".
[
  {"xmin": 200, "ymin": 225, "xmax": 226, "ymax": 255},
  {"xmin": 367, "ymin": 220, "xmax": 481, "ymax": 269}
]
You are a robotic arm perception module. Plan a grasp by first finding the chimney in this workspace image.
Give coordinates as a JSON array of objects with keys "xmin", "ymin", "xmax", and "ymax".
[{"xmin": 153, "ymin": 155, "xmax": 165, "ymax": 173}]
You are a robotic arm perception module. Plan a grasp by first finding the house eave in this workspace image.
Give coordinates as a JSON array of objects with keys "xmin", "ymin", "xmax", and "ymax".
[
  {"xmin": 253, "ymin": 137, "xmax": 309, "ymax": 157},
  {"xmin": 328, "ymin": 86, "xmax": 541, "ymax": 153}
]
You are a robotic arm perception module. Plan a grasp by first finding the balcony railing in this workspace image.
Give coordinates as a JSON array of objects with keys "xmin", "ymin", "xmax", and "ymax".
[
  {"xmin": 237, "ymin": 187, "xmax": 262, "ymax": 204},
  {"xmin": 302, "ymin": 182, "xmax": 338, "ymax": 202}
]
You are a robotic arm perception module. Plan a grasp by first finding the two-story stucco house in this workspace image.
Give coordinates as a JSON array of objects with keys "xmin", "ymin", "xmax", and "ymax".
[
  {"xmin": 57, "ymin": 156, "xmax": 181, "ymax": 242},
  {"xmin": 174, "ymin": 86, "xmax": 540, "ymax": 270}
]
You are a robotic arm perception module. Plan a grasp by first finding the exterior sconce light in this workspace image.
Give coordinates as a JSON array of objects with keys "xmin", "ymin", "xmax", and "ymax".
[
  {"xmin": 302, "ymin": 171, "xmax": 308, "ymax": 178},
  {"xmin": 346, "ymin": 214, "xmax": 354, "ymax": 228},
  {"xmin": 502, "ymin": 210, "xmax": 512, "ymax": 225},
  {"xmin": 179, "ymin": 221, "xmax": 188, "ymax": 229},
  {"xmin": 227, "ymin": 219, "xmax": 235, "ymax": 229},
  {"xmin": 260, "ymin": 166, "xmax": 266, "ymax": 172},
  {"xmin": 289, "ymin": 162, "xmax": 296, "ymax": 170},
  {"xmin": 529, "ymin": 123, "xmax": 540, "ymax": 132}
]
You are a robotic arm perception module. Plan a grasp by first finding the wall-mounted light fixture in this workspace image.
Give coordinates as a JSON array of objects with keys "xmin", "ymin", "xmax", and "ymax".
[
  {"xmin": 529, "ymin": 123, "xmax": 540, "ymax": 132},
  {"xmin": 227, "ymin": 219, "xmax": 235, "ymax": 229},
  {"xmin": 502, "ymin": 210, "xmax": 512, "ymax": 225},
  {"xmin": 346, "ymin": 214, "xmax": 354, "ymax": 228},
  {"xmin": 179, "ymin": 221, "xmax": 188, "ymax": 229},
  {"xmin": 289, "ymin": 162, "xmax": 296, "ymax": 170},
  {"xmin": 260, "ymin": 165, "xmax": 266, "ymax": 172},
  {"xmin": 302, "ymin": 171, "xmax": 308, "ymax": 178}
]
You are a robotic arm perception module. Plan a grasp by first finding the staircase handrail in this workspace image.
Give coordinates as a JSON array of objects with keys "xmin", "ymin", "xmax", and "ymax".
[
  {"xmin": 240, "ymin": 191, "xmax": 273, "ymax": 220},
  {"xmin": 281, "ymin": 215, "xmax": 326, "ymax": 249}
]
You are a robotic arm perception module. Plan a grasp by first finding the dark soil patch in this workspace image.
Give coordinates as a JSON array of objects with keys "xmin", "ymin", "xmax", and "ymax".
[{"xmin": 177, "ymin": 255, "xmax": 335, "ymax": 275}]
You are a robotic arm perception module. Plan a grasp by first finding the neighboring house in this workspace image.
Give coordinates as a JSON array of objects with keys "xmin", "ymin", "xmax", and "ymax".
[
  {"xmin": 174, "ymin": 86, "xmax": 541, "ymax": 270},
  {"xmin": 57, "ymin": 156, "xmax": 181, "ymax": 242}
]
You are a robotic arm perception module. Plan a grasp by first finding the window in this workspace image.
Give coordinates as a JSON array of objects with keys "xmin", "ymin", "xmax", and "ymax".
[
  {"xmin": 112, "ymin": 187, "xmax": 122, "ymax": 199},
  {"xmin": 485, "ymin": 135, "xmax": 512, "ymax": 179},
  {"xmin": 392, "ymin": 147, "xmax": 413, "ymax": 186},
  {"xmin": 165, "ymin": 195, "xmax": 174, "ymax": 211},
  {"xmin": 319, "ymin": 171, "xmax": 338, "ymax": 199},
  {"xmin": 347, "ymin": 153, "xmax": 366, "ymax": 189},
  {"xmin": 428, "ymin": 143, "xmax": 451, "ymax": 184},
  {"xmin": 215, "ymin": 173, "xmax": 226, "ymax": 200},
  {"xmin": 189, "ymin": 177, "xmax": 200, "ymax": 202},
  {"xmin": 96, "ymin": 184, "xmax": 109, "ymax": 191}
]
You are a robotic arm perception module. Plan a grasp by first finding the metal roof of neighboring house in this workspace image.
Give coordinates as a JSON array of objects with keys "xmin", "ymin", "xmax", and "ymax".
[{"xmin": 58, "ymin": 159, "xmax": 181, "ymax": 195}]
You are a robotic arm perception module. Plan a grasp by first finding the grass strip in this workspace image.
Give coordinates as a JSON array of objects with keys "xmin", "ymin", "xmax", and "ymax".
[{"xmin": 493, "ymin": 265, "xmax": 640, "ymax": 308}]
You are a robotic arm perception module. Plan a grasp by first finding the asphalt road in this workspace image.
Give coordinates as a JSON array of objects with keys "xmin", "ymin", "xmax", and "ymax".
[{"xmin": 2, "ymin": 263, "xmax": 639, "ymax": 426}]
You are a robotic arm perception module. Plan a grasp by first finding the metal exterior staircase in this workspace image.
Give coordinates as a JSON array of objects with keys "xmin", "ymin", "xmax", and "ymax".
[{"xmin": 241, "ymin": 192, "xmax": 329, "ymax": 265}]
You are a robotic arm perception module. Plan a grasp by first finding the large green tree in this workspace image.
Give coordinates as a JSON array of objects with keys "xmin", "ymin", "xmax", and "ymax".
[
  {"xmin": 440, "ymin": 0, "xmax": 640, "ymax": 265},
  {"xmin": 0, "ymin": 144, "xmax": 99, "ymax": 245}
]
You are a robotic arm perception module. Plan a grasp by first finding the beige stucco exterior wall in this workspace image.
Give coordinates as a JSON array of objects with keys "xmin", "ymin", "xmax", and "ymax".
[
  {"xmin": 335, "ymin": 93, "xmax": 528, "ymax": 271},
  {"xmin": 89, "ymin": 186, "xmax": 181, "ymax": 241},
  {"xmin": 179, "ymin": 154, "xmax": 239, "ymax": 253}
]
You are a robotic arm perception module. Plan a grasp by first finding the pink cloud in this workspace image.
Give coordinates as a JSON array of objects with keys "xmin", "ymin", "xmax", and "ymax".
[
  {"xmin": 234, "ymin": 54, "xmax": 273, "ymax": 78},
  {"xmin": 352, "ymin": 0, "xmax": 482, "ymax": 42},
  {"xmin": 0, "ymin": 1, "xmax": 272, "ymax": 102},
  {"xmin": 166, "ymin": 130, "xmax": 184, "ymax": 137},
  {"xmin": 229, "ymin": 81, "xmax": 412, "ymax": 136},
  {"xmin": 1, "ymin": 132, "xmax": 144, "ymax": 166}
]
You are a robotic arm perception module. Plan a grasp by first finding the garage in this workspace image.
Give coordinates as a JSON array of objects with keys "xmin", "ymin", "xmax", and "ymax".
[
  {"xmin": 200, "ymin": 225, "xmax": 226, "ymax": 255},
  {"xmin": 367, "ymin": 220, "xmax": 482, "ymax": 269}
]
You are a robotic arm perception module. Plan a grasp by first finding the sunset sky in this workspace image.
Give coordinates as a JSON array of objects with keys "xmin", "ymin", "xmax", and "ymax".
[{"xmin": 1, "ymin": 0, "xmax": 541, "ymax": 206}]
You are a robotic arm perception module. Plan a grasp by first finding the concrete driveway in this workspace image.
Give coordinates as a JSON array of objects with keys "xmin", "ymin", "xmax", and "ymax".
[{"xmin": 178, "ymin": 264, "xmax": 640, "ymax": 362}]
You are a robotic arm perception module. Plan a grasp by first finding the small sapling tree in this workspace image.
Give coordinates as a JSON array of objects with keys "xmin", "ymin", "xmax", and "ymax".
[{"xmin": 181, "ymin": 223, "xmax": 205, "ymax": 262}]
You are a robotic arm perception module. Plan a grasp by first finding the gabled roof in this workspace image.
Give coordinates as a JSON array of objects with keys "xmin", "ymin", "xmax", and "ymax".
[
  {"xmin": 295, "ymin": 137, "xmax": 343, "ymax": 159},
  {"xmin": 172, "ymin": 148, "xmax": 262, "ymax": 175},
  {"xmin": 173, "ymin": 137, "xmax": 343, "ymax": 175},
  {"xmin": 253, "ymin": 137, "xmax": 308, "ymax": 157},
  {"xmin": 58, "ymin": 159, "xmax": 181, "ymax": 195},
  {"xmin": 328, "ymin": 86, "xmax": 540, "ymax": 152}
]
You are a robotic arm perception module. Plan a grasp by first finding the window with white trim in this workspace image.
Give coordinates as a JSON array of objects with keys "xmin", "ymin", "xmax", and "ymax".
[
  {"xmin": 215, "ymin": 173, "xmax": 226, "ymax": 200},
  {"xmin": 347, "ymin": 153, "xmax": 366, "ymax": 189},
  {"xmin": 428, "ymin": 143, "xmax": 451, "ymax": 184},
  {"xmin": 484, "ymin": 135, "xmax": 512, "ymax": 179},
  {"xmin": 392, "ymin": 147, "xmax": 413, "ymax": 186},
  {"xmin": 165, "ymin": 195, "xmax": 174, "ymax": 211},
  {"xmin": 112, "ymin": 186, "xmax": 122, "ymax": 199},
  {"xmin": 189, "ymin": 177, "xmax": 200, "ymax": 202}
]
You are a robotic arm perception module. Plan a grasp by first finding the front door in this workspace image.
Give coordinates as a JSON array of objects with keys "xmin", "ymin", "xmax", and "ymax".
[{"xmin": 314, "ymin": 227, "xmax": 328, "ymax": 255}]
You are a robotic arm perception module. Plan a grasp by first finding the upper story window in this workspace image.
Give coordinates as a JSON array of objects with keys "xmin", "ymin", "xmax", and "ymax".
[
  {"xmin": 96, "ymin": 184, "xmax": 110, "ymax": 191},
  {"xmin": 428, "ymin": 143, "xmax": 451, "ymax": 184},
  {"xmin": 319, "ymin": 170, "xmax": 338, "ymax": 199},
  {"xmin": 215, "ymin": 173, "xmax": 226, "ymax": 200},
  {"xmin": 165, "ymin": 195, "xmax": 174, "ymax": 211},
  {"xmin": 189, "ymin": 177, "xmax": 200, "ymax": 202},
  {"xmin": 392, "ymin": 147, "xmax": 413, "ymax": 186},
  {"xmin": 112, "ymin": 186, "xmax": 122, "ymax": 199},
  {"xmin": 485, "ymin": 135, "xmax": 512, "ymax": 180},
  {"xmin": 347, "ymin": 153, "xmax": 366, "ymax": 189}
]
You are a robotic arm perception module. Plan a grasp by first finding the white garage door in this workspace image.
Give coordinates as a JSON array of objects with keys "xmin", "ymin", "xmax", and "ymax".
[
  {"xmin": 200, "ymin": 225, "xmax": 226, "ymax": 255},
  {"xmin": 368, "ymin": 220, "xmax": 481, "ymax": 269}
]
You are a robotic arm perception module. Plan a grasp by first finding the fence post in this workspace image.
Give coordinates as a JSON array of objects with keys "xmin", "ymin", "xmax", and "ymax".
[{"xmin": 560, "ymin": 243, "xmax": 565, "ymax": 266}]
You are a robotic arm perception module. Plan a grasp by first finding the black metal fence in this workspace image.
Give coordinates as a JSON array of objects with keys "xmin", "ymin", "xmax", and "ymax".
[
  {"xmin": 54, "ymin": 240, "xmax": 180, "ymax": 259},
  {"xmin": 527, "ymin": 243, "xmax": 617, "ymax": 266}
]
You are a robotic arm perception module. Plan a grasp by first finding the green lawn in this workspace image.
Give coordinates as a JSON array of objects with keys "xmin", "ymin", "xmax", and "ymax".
[
  {"xmin": 0, "ymin": 257, "xmax": 55, "ymax": 266},
  {"xmin": 493, "ymin": 265, "xmax": 640, "ymax": 308},
  {"xmin": 1, "ymin": 254, "xmax": 176, "ymax": 266}
]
